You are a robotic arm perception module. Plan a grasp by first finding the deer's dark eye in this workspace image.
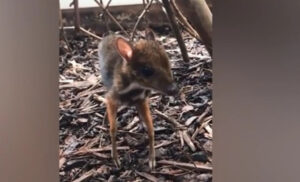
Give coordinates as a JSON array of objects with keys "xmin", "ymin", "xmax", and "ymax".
[{"xmin": 140, "ymin": 66, "xmax": 154, "ymax": 77}]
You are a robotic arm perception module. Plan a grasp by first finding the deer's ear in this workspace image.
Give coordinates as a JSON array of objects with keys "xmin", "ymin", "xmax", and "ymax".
[
  {"xmin": 115, "ymin": 37, "xmax": 133, "ymax": 61},
  {"xmin": 145, "ymin": 28, "xmax": 156, "ymax": 41}
]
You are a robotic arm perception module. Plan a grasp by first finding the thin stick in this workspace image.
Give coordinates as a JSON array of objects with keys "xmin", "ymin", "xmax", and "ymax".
[
  {"xmin": 131, "ymin": 0, "xmax": 154, "ymax": 40},
  {"xmin": 192, "ymin": 116, "xmax": 212, "ymax": 140},
  {"xmin": 60, "ymin": 26, "xmax": 102, "ymax": 40},
  {"xmin": 94, "ymin": 0, "xmax": 130, "ymax": 37},
  {"xmin": 196, "ymin": 107, "xmax": 212, "ymax": 124},
  {"xmin": 59, "ymin": 3, "xmax": 72, "ymax": 51},
  {"xmin": 73, "ymin": 0, "xmax": 80, "ymax": 32},
  {"xmin": 69, "ymin": 146, "xmax": 130, "ymax": 156},
  {"xmin": 182, "ymin": 130, "xmax": 196, "ymax": 151},
  {"xmin": 135, "ymin": 171, "xmax": 158, "ymax": 182},
  {"xmin": 154, "ymin": 140, "xmax": 175, "ymax": 149},
  {"xmin": 162, "ymin": 0, "xmax": 189, "ymax": 62},
  {"xmin": 80, "ymin": 27, "xmax": 102, "ymax": 40},
  {"xmin": 170, "ymin": 0, "xmax": 201, "ymax": 40},
  {"xmin": 154, "ymin": 109, "xmax": 186, "ymax": 129},
  {"xmin": 72, "ymin": 169, "xmax": 95, "ymax": 182},
  {"xmin": 157, "ymin": 160, "xmax": 212, "ymax": 171},
  {"xmin": 104, "ymin": 0, "xmax": 112, "ymax": 9}
]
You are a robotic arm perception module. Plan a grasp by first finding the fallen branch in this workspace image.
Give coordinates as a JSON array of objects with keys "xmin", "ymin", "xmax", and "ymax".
[
  {"xmin": 161, "ymin": 0, "xmax": 190, "ymax": 62},
  {"xmin": 68, "ymin": 146, "xmax": 130, "ymax": 157},
  {"xmin": 157, "ymin": 160, "xmax": 212, "ymax": 171}
]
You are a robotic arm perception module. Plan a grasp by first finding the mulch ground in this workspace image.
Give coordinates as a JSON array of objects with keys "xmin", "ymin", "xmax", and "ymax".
[{"xmin": 59, "ymin": 30, "xmax": 212, "ymax": 182}]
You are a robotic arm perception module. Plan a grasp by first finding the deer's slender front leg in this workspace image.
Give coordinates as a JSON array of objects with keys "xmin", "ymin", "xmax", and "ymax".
[
  {"xmin": 135, "ymin": 98, "xmax": 156, "ymax": 169},
  {"xmin": 106, "ymin": 95, "xmax": 120, "ymax": 168}
]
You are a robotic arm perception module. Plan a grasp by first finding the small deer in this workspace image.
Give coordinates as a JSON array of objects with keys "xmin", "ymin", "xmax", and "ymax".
[{"xmin": 98, "ymin": 29, "xmax": 178, "ymax": 169}]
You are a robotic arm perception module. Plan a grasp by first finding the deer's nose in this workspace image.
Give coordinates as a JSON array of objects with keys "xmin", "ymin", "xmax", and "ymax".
[{"xmin": 166, "ymin": 83, "xmax": 179, "ymax": 95}]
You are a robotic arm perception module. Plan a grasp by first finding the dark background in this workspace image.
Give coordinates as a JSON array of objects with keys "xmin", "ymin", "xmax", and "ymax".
[{"xmin": 1, "ymin": 0, "xmax": 300, "ymax": 181}]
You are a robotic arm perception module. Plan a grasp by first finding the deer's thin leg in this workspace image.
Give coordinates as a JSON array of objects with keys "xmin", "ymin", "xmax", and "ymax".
[
  {"xmin": 106, "ymin": 96, "xmax": 120, "ymax": 168},
  {"xmin": 136, "ymin": 98, "xmax": 156, "ymax": 169}
]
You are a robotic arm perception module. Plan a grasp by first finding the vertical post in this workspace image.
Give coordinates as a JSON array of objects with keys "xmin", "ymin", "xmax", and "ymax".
[
  {"xmin": 74, "ymin": 0, "xmax": 80, "ymax": 32},
  {"xmin": 162, "ymin": 0, "xmax": 190, "ymax": 63}
]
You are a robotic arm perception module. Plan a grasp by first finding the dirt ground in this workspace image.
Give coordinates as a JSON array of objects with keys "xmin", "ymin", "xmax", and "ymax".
[{"xmin": 59, "ymin": 29, "xmax": 212, "ymax": 182}]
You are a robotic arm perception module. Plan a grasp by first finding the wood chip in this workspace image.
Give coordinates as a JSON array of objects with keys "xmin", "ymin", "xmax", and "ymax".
[
  {"xmin": 135, "ymin": 171, "xmax": 158, "ymax": 182},
  {"xmin": 154, "ymin": 140, "xmax": 175, "ymax": 149},
  {"xmin": 78, "ymin": 118, "xmax": 88, "ymax": 123},
  {"xmin": 124, "ymin": 116, "xmax": 139, "ymax": 130},
  {"xmin": 93, "ymin": 94, "xmax": 107, "ymax": 104},
  {"xmin": 186, "ymin": 106, "xmax": 211, "ymax": 126},
  {"xmin": 72, "ymin": 169, "xmax": 95, "ymax": 182},
  {"xmin": 154, "ymin": 109, "xmax": 185, "ymax": 129},
  {"xmin": 182, "ymin": 130, "xmax": 196, "ymax": 151},
  {"xmin": 59, "ymin": 157, "xmax": 66, "ymax": 169},
  {"xmin": 192, "ymin": 116, "xmax": 213, "ymax": 140},
  {"xmin": 184, "ymin": 116, "xmax": 198, "ymax": 126},
  {"xmin": 92, "ymin": 152, "xmax": 110, "ymax": 159}
]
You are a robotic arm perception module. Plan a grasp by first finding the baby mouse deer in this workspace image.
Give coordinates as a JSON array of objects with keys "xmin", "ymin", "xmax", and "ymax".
[{"xmin": 98, "ymin": 29, "xmax": 178, "ymax": 169}]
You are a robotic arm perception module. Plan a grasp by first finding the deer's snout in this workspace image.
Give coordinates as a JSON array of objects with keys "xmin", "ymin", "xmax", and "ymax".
[{"xmin": 166, "ymin": 82, "xmax": 179, "ymax": 96}]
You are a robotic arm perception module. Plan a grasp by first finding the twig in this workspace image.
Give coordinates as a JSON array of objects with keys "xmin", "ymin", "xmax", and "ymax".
[
  {"xmin": 80, "ymin": 27, "xmax": 102, "ymax": 40},
  {"xmin": 60, "ymin": 25, "xmax": 102, "ymax": 40},
  {"xmin": 93, "ymin": 94, "xmax": 107, "ymax": 104},
  {"xmin": 192, "ymin": 116, "xmax": 213, "ymax": 140},
  {"xmin": 72, "ymin": 169, "xmax": 95, "ymax": 182},
  {"xmin": 196, "ymin": 106, "xmax": 212, "ymax": 124},
  {"xmin": 94, "ymin": 0, "xmax": 130, "ymax": 37},
  {"xmin": 154, "ymin": 140, "xmax": 175, "ymax": 149},
  {"xmin": 79, "ymin": 122, "xmax": 98, "ymax": 140},
  {"xmin": 100, "ymin": 0, "xmax": 112, "ymax": 32},
  {"xmin": 135, "ymin": 171, "xmax": 158, "ymax": 182},
  {"xmin": 71, "ymin": 161, "xmax": 90, "ymax": 181},
  {"xmin": 154, "ymin": 109, "xmax": 185, "ymax": 129},
  {"xmin": 92, "ymin": 152, "xmax": 110, "ymax": 159},
  {"xmin": 170, "ymin": 0, "xmax": 201, "ymax": 40},
  {"xmin": 124, "ymin": 116, "xmax": 139, "ymax": 130},
  {"xmin": 157, "ymin": 160, "xmax": 212, "ymax": 171},
  {"xmin": 161, "ymin": 0, "xmax": 189, "ymax": 62},
  {"xmin": 185, "ymin": 106, "xmax": 211, "ymax": 126},
  {"xmin": 131, "ymin": 0, "xmax": 154, "ymax": 40},
  {"xmin": 182, "ymin": 130, "xmax": 196, "ymax": 151},
  {"xmin": 178, "ymin": 131, "xmax": 184, "ymax": 147},
  {"xmin": 104, "ymin": 0, "xmax": 112, "ymax": 9},
  {"xmin": 70, "ymin": 146, "xmax": 130, "ymax": 156},
  {"xmin": 59, "ymin": 5, "xmax": 72, "ymax": 52},
  {"xmin": 59, "ymin": 157, "xmax": 66, "ymax": 169},
  {"xmin": 96, "ymin": 125, "xmax": 143, "ymax": 136}
]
